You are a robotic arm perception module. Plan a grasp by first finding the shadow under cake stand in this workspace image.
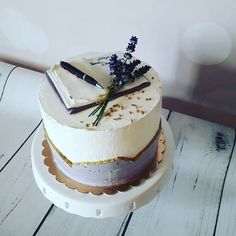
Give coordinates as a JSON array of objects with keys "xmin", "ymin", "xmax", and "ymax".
[{"xmin": 31, "ymin": 116, "xmax": 175, "ymax": 218}]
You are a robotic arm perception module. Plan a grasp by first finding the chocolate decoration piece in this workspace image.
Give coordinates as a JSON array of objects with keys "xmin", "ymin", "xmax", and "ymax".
[{"xmin": 46, "ymin": 72, "xmax": 151, "ymax": 114}]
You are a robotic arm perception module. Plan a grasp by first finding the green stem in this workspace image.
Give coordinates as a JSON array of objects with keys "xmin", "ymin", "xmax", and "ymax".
[
  {"xmin": 93, "ymin": 98, "xmax": 110, "ymax": 126},
  {"xmin": 89, "ymin": 102, "xmax": 103, "ymax": 117},
  {"xmin": 90, "ymin": 82, "xmax": 123, "ymax": 126},
  {"xmin": 92, "ymin": 91, "xmax": 111, "ymax": 126}
]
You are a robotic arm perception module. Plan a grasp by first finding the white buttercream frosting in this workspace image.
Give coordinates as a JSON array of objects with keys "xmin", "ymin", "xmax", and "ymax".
[{"xmin": 39, "ymin": 52, "xmax": 162, "ymax": 163}]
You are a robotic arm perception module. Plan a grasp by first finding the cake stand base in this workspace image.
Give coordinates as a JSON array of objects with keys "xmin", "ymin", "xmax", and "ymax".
[{"xmin": 31, "ymin": 116, "xmax": 175, "ymax": 218}]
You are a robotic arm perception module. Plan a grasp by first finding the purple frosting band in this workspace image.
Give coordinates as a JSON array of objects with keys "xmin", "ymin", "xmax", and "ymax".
[{"xmin": 49, "ymin": 136, "xmax": 159, "ymax": 187}]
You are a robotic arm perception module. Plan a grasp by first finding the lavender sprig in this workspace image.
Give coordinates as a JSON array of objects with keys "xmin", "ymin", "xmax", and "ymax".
[{"xmin": 90, "ymin": 36, "xmax": 151, "ymax": 126}]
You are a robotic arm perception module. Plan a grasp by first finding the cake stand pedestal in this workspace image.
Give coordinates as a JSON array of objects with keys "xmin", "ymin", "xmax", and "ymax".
[{"xmin": 31, "ymin": 116, "xmax": 175, "ymax": 218}]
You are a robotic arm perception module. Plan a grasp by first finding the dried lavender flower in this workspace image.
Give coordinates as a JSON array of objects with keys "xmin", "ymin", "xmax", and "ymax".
[{"xmin": 90, "ymin": 36, "xmax": 151, "ymax": 126}]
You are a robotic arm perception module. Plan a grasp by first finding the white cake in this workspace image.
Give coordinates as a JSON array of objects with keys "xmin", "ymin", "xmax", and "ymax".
[{"xmin": 39, "ymin": 52, "xmax": 162, "ymax": 189}]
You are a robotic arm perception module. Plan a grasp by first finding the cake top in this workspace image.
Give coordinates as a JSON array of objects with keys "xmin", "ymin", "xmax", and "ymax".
[{"xmin": 39, "ymin": 51, "xmax": 161, "ymax": 131}]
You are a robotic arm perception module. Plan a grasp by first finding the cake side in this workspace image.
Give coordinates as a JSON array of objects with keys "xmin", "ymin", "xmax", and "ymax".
[{"xmin": 48, "ymin": 123, "xmax": 161, "ymax": 187}]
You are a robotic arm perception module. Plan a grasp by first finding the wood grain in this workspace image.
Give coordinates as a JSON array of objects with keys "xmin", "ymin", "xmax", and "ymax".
[
  {"xmin": 0, "ymin": 135, "xmax": 52, "ymax": 236},
  {"xmin": 214, "ymin": 132, "xmax": 236, "ymax": 236},
  {"xmin": 124, "ymin": 112, "xmax": 235, "ymax": 236},
  {"xmin": 0, "ymin": 65, "xmax": 43, "ymax": 170}
]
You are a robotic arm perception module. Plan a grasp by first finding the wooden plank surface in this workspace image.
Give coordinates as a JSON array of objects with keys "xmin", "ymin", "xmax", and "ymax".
[
  {"xmin": 0, "ymin": 133, "xmax": 52, "ymax": 236},
  {"xmin": 1, "ymin": 59, "xmax": 236, "ymax": 236},
  {"xmin": 124, "ymin": 112, "xmax": 235, "ymax": 236},
  {"xmin": 214, "ymin": 133, "xmax": 236, "ymax": 236},
  {"xmin": 0, "ymin": 65, "xmax": 43, "ymax": 170},
  {"xmin": 0, "ymin": 63, "xmax": 51, "ymax": 236}
]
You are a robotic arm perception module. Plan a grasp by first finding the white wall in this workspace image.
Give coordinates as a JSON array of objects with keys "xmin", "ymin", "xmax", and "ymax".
[{"xmin": 0, "ymin": 0, "xmax": 235, "ymax": 104}]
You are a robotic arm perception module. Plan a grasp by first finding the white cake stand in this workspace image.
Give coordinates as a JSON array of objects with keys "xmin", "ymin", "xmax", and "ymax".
[{"xmin": 31, "ymin": 116, "xmax": 175, "ymax": 218}]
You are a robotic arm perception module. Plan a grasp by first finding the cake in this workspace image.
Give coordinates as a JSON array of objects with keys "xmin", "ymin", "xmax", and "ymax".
[{"xmin": 39, "ymin": 38, "xmax": 162, "ymax": 193}]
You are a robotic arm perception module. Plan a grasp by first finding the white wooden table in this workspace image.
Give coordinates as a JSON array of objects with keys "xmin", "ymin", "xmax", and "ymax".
[{"xmin": 0, "ymin": 61, "xmax": 235, "ymax": 236}]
